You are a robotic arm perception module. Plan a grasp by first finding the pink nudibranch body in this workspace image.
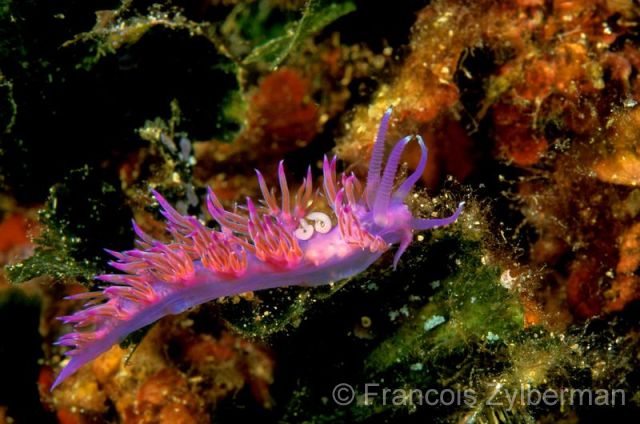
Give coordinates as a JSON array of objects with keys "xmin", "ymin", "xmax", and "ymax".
[{"xmin": 52, "ymin": 108, "xmax": 464, "ymax": 389}]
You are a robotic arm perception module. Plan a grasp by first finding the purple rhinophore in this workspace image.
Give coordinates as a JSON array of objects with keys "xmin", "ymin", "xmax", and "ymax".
[{"xmin": 51, "ymin": 108, "xmax": 464, "ymax": 389}]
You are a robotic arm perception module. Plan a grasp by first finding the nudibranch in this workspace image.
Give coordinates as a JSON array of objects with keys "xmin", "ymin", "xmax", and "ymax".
[{"xmin": 52, "ymin": 108, "xmax": 464, "ymax": 389}]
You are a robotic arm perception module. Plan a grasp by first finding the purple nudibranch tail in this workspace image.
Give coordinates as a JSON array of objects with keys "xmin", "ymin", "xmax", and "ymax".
[{"xmin": 51, "ymin": 108, "xmax": 464, "ymax": 389}]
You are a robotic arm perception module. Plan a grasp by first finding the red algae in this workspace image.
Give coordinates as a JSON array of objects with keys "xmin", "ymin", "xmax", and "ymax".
[
  {"xmin": 247, "ymin": 68, "xmax": 319, "ymax": 143},
  {"xmin": 493, "ymin": 103, "xmax": 548, "ymax": 167},
  {"xmin": 135, "ymin": 369, "xmax": 206, "ymax": 424},
  {"xmin": 0, "ymin": 214, "xmax": 29, "ymax": 252},
  {"xmin": 175, "ymin": 330, "xmax": 275, "ymax": 408},
  {"xmin": 193, "ymin": 67, "xmax": 319, "ymax": 201},
  {"xmin": 605, "ymin": 222, "xmax": 640, "ymax": 312},
  {"xmin": 332, "ymin": 0, "xmax": 640, "ymax": 325},
  {"xmin": 336, "ymin": 0, "xmax": 639, "ymax": 174},
  {"xmin": 49, "ymin": 316, "xmax": 275, "ymax": 423},
  {"xmin": 567, "ymin": 258, "xmax": 606, "ymax": 319},
  {"xmin": 593, "ymin": 107, "xmax": 640, "ymax": 187}
]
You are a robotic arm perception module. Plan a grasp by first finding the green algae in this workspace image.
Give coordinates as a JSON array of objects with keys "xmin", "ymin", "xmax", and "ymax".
[
  {"xmin": 365, "ymin": 239, "xmax": 524, "ymax": 374},
  {"xmin": 59, "ymin": 0, "xmax": 355, "ymax": 143},
  {"xmin": 273, "ymin": 215, "xmax": 640, "ymax": 422},
  {"xmin": 6, "ymin": 166, "xmax": 133, "ymax": 285},
  {"xmin": 277, "ymin": 230, "xmax": 529, "ymax": 422},
  {"xmin": 242, "ymin": 0, "xmax": 356, "ymax": 69}
]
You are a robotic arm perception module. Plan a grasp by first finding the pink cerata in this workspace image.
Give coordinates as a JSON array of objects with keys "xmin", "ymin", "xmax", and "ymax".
[{"xmin": 52, "ymin": 108, "xmax": 464, "ymax": 389}]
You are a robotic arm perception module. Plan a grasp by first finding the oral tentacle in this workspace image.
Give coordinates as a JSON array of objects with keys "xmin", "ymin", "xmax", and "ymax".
[{"xmin": 411, "ymin": 201, "xmax": 465, "ymax": 230}]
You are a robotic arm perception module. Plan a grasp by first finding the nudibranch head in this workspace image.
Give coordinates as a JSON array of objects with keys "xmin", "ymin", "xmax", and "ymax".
[
  {"xmin": 50, "ymin": 107, "xmax": 463, "ymax": 390},
  {"xmin": 358, "ymin": 108, "xmax": 465, "ymax": 267}
]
